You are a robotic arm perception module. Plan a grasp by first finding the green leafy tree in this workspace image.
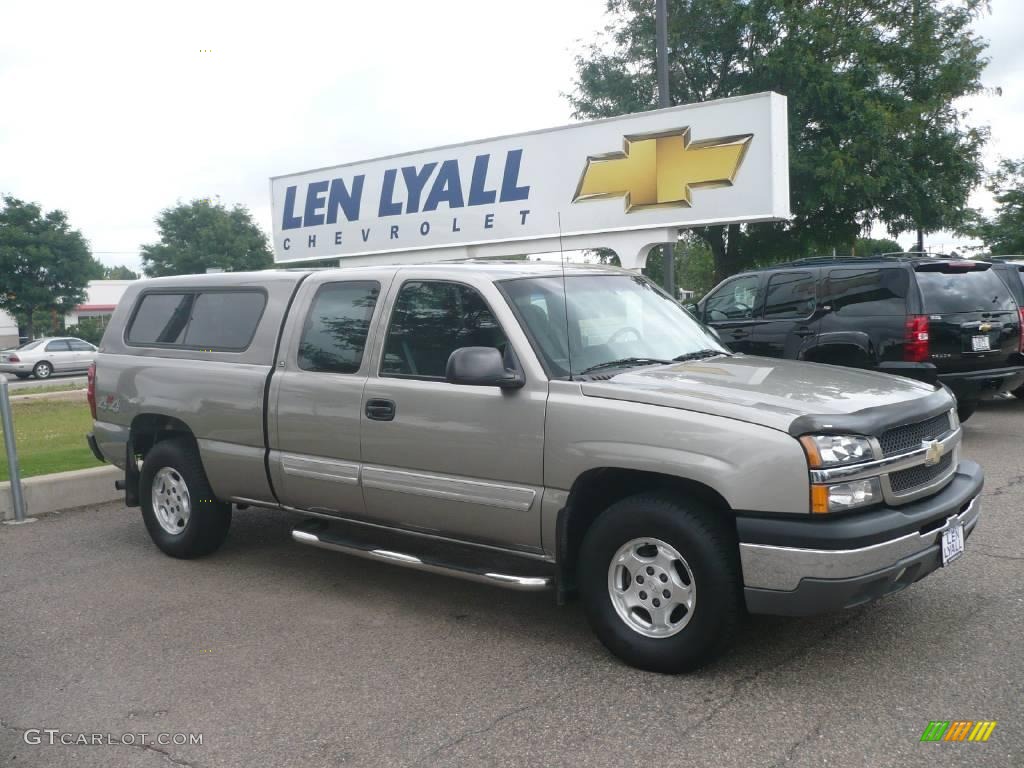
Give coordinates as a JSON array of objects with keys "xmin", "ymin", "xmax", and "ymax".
[
  {"xmin": 641, "ymin": 236, "xmax": 715, "ymax": 297},
  {"xmin": 141, "ymin": 199, "xmax": 273, "ymax": 277},
  {"xmin": 0, "ymin": 196, "xmax": 101, "ymax": 340},
  {"xmin": 969, "ymin": 158, "xmax": 1024, "ymax": 255},
  {"xmin": 569, "ymin": 0, "xmax": 989, "ymax": 282},
  {"xmin": 66, "ymin": 316, "xmax": 107, "ymax": 345},
  {"xmin": 103, "ymin": 264, "xmax": 139, "ymax": 280},
  {"xmin": 877, "ymin": 0, "xmax": 989, "ymax": 250},
  {"xmin": 853, "ymin": 237, "xmax": 903, "ymax": 257}
]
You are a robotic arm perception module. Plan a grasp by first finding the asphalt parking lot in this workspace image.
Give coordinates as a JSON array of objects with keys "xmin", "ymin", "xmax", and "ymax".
[{"xmin": 1, "ymin": 400, "xmax": 1022, "ymax": 768}]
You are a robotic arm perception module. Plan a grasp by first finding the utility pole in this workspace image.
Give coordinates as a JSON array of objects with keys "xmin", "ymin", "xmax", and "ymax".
[{"xmin": 655, "ymin": 0, "xmax": 675, "ymax": 299}]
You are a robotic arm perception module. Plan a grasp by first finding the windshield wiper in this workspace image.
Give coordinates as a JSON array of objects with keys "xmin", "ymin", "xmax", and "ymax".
[
  {"xmin": 577, "ymin": 357, "xmax": 672, "ymax": 376},
  {"xmin": 672, "ymin": 349, "xmax": 729, "ymax": 362}
]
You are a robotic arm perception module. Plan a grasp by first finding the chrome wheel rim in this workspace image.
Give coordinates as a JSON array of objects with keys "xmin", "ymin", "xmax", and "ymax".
[
  {"xmin": 607, "ymin": 537, "xmax": 696, "ymax": 639},
  {"xmin": 152, "ymin": 467, "xmax": 191, "ymax": 535},
  {"xmin": 35, "ymin": 363, "xmax": 50, "ymax": 378}
]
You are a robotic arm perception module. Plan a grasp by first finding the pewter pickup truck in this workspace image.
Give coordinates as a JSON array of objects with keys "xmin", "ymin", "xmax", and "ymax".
[{"xmin": 87, "ymin": 263, "xmax": 982, "ymax": 672}]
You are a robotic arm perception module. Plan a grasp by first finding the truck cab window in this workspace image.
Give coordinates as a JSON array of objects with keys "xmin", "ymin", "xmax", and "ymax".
[
  {"xmin": 381, "ymin": 281, "xmax": 507, "ymax": 379},
  {"xmin": 297, "ymin": 281, "xmax": 381, "ymax": 374}
]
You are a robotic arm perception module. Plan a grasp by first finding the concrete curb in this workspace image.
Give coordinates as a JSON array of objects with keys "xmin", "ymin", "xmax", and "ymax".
[
  {"xmin": 1, "ymin": 465, "xmax": 121, "ymax": 521},
  {"xmin": 10, "ymin": 389, "xmax": 87, "ymax": 403}
]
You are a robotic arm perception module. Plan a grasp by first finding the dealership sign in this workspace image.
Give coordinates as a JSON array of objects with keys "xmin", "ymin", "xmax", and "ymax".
[{"xmin": 270, "ymin": 91, "xmax": 789, "ymax": 266}]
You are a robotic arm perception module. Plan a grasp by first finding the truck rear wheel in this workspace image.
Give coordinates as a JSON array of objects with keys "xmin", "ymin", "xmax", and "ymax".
[
  {"xmin": 577, "ymin": 493, "xmax": 740, "ymax": 673},
  {"xmin": 140, "ymin": 437, "xmax": 231, "ymax": 559}
]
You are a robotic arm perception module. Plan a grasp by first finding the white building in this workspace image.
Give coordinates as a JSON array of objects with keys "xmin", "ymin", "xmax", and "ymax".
[
  {"xmin": 64, "ymin": 280, "xmax": 137, "ymax": 327},
  {"xmin": 0, "ymin": 310, "xmax": 17, "ymax": 349},
  {"xmin": 0, "ymin": 280, "xmax": 139, "ymax": 349}
]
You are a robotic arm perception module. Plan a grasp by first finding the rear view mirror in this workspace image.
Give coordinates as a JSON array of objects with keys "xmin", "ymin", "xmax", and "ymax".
[{"xmin": 446, "ymin": 347, "xmax": 525, "ymax": 389}]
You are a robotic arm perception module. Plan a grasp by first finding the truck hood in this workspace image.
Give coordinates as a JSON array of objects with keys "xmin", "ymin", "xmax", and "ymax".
[{"xmin": 580, "ymin": 355, "xmax": 940, "ymax": 432}]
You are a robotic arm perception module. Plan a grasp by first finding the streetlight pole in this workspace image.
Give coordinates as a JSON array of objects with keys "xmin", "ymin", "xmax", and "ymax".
[{"xmin": 655, "ymin": 0, "xmax": 675, "ymax": 299}]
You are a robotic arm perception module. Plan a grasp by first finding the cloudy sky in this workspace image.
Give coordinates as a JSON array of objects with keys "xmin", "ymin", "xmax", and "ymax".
[{"xmin": 1, "ymin": 0, "xmax": 1022, "ymax": 272}]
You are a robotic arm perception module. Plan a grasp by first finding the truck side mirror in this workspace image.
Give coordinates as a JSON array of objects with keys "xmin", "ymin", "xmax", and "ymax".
[{"xmin": 446, "ymin": 346, "xmax": 525, "ymax": 389}]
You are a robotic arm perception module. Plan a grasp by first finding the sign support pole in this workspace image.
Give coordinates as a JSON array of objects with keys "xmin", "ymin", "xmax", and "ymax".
[
  {"xmin": 1, "ymin": 377, "xmax": 28, "ymax": 523},
  {"xmin": 655, "ymin": 0, "xmax": 676, "ymax": 299}
]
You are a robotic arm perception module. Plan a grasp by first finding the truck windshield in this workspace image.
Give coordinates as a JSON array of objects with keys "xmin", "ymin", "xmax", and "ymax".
[{"xmin": 501, "ymin": 274, "xmax": 727, "ymax": 379}]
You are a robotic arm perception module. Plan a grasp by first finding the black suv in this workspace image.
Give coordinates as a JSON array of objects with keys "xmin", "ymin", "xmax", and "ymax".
[{"xmin": 693, "ymin": 254, "xmax": 1024, "ymax": 420}]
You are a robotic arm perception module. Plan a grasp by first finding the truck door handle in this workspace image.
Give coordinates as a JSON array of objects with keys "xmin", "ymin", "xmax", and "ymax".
[
  {"xmin": 365, "ymin": 399, "xmax": 396, "ymax": 421},
  {"xmin": 795, "ymin": 326, "xmax": 815, "ymax": 337},
  {"xmin": 730, "ymin": 330, "xmax": 750, "ymax": 339}
]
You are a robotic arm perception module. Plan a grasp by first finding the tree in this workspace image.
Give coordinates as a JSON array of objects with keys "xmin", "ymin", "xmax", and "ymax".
[
  {"xmin": 569, "ymin": 0, "xmax": 990, "ymax": 282},
  {"xmin": 0, "ymin": 196, "xmax": 100, "ymax": 340},
  {"xmin": 876, "ymin": 0, "xmax": 989, "ymax": 250},
  {"xmin": 853, "ymin": 237, "xmax": 903, "ymax": 258},
  {"xmin": 141, "ymin": 199, "xmax": 273, "ymax": 277},
  {"xmin": 103, "ymin": 264, "xmax": 139, "ymax": 280},
  {"xmin": 969, "ymin": 158, "xmax": 1024, "ymax": 255}
]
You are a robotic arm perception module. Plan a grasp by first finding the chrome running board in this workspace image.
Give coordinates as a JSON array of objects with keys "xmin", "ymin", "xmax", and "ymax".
[{"xmin": 291, "ymin": 525, "xmax": 552, "ymax": 592}]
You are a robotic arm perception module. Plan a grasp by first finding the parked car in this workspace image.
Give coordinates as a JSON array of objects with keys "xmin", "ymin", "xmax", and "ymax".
[
  {"xmin": 990, "ymin": 257, "xmax": 1024, "ymax": 400},
  {"xmin": 88, "ymin": 264, "xmax": 982, "ymax": 672},
  {"xmin": 0, "ymin": 336, "xmax": 97, "ymax": 379},
  {"xmin": 693, "ymin": 254, "xmax": 1024, "ymax": 420}
]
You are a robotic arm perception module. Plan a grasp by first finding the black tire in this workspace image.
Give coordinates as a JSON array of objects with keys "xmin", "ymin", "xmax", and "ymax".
[
  {"xmin": 139, "ymin": 437, "xmax": 231, "ymax": 559},
  {"xmin": 956, "ymin": 401, "xmax": 977, "ymax": 422},
  {"xmin": 32, "ymin": 361, "xmax": 52, "ymax": 379},
  {"xmin": 1012, "ymin": 386, "xmax": 1024, "ymax": 400},
  {"xmin": 577, "ymin": 492, "xmax": 741, "ymax": 673}
]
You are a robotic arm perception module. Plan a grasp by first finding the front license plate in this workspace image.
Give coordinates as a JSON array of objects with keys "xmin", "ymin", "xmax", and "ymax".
[
  {"xmin": 971, "ymin": 335, "xmax": 991, "ymax": 352},
  {"xmin": 941, "ymin": 524, "xmax": 965, "ymax": 566}
]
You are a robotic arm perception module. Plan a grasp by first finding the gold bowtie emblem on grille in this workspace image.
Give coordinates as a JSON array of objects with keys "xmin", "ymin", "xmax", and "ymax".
[
  {"xmin": 572, "ymin": 127, "xmax": 753, "ymax": 212},
  {"xmin": 979, "ymin": 322, "xmax": 992, "ymax": 332},
  {"xmin": 922, "ymin": 439, "xmax": 945, "ymax": 467}
]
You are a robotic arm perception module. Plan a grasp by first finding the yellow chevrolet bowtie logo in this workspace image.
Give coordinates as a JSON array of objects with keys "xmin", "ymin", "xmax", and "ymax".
[{"xmin": 573, "ymin": 127, "xmax": 753, "ymax": 212}]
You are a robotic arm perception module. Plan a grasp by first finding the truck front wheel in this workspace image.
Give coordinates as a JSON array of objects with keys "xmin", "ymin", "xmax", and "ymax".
[
  {"xmin": 577, "ymin": 493, "xmax": 741, "ymax": 673},
  {"xmin": 140, "ymin": 437, "xmax": 231, "ymax": 559}
]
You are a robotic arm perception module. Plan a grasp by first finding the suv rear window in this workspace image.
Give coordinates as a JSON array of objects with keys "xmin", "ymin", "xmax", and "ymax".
[
  {"xmin": 823, "ymin": 268, "xmax": 908, "ymax": 317},
  {"xmin": 127, "ymin": 290, "xmax": 266, "ymax": 349},
  {"xmin": 914, "ymin": 265, "xmax": 1017, "ymax": 314}
]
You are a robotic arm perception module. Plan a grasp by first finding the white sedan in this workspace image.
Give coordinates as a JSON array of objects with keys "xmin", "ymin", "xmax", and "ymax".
[{"xmin": 0, "ymin": 337, "xmax": 98, "ymax": 379}]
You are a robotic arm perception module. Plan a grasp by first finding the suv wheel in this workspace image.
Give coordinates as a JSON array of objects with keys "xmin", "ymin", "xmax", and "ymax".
[
  {"xmin": 577, "ymin": 493, "xmax": 741, "ymax": 673},
  {"xmin": 1013, "ymin": 385, "xmax": 1024, "ymax": 401},
  {"xmin": 140, "ymin": 437, "xmax": 231, "ymax": 558},
  {"xmin": 32, "ymin": 361, "xmax": 52, "ymax": 379}
]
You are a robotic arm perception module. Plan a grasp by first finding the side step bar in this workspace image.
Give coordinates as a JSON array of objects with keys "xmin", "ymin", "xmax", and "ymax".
[{"xmin": 292, "ymin": 527, "xmax": 552, "ymax": 592}]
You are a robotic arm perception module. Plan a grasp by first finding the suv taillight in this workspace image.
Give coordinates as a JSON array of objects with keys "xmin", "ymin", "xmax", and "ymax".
[
  {"xmin": 87, "ymin": 362, "xmax": 97, "ymax": 420},
  {"xmin": 904, "ymin": 315, "xmax": 930, "ymax": 362},
  {"xmin": 1019, "ymin": 309, "xmax": 1024, "ymax": 354}
]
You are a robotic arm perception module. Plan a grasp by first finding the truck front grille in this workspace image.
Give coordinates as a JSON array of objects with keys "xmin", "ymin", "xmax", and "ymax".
[
  {"xmin": 879, "ymin": 412, "xmax": 952, "ymax": 457},
  {"xmin": 888, "ymin": 452, "xmax": 955, "ymax": 494}
]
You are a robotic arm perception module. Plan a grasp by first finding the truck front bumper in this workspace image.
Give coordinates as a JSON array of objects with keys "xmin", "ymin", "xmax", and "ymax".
[{"xmin": 738, "ymin": 460, "xmax": 983, "ymax": 616}]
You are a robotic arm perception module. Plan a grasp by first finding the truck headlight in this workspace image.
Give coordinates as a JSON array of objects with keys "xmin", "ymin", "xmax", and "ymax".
[
  {"xmin": 799, "ymin": 434, "xmax": 874, "ymax": 468},
  {"xmin": 811, "ymin": 478, "xmax": 882, "ymax": 514}
]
